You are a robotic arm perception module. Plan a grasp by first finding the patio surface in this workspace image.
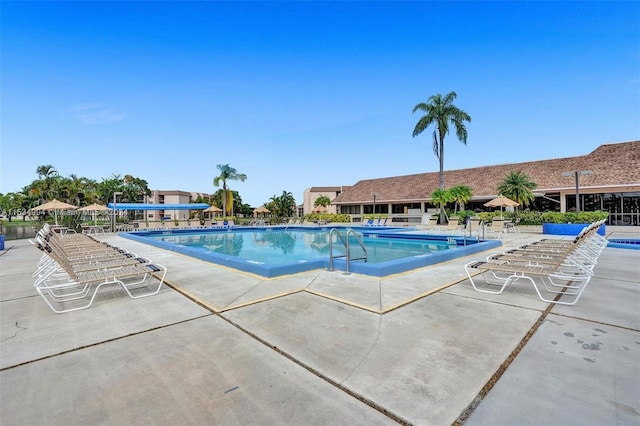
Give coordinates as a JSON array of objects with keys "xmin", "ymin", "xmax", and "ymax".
[{"xmin": 1, "ymin": 227, "xmax": 639, "ymax": 425}]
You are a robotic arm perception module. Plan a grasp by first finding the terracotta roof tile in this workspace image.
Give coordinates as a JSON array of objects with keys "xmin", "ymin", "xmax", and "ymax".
[
  {"xmin": 309, "ymin": 186, "xmax": 346, "ymax": 193},
  {"xmin": 333, "ymin": 140, "xmax": 640, "ymax": 204}
]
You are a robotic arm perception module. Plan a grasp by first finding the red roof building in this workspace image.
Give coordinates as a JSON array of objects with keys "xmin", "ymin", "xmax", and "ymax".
[{"xmin": 330, "ymin": 140, "xmax": 640, "ymax": 226}]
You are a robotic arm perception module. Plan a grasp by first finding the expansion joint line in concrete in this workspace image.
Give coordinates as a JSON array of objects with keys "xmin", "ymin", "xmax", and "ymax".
[
  {"xmin": 220, "ymin": 289, "xmax": 305, "ymax": 312},
  {"xmin": 161, "ymin": 278, "xmax": 410, "ymax": 423},
  {"xmin": 162, "ymin": 278, "xmax": 223, "ymax": 312},
  {"xmin": 303, "ymin": 289, "xmax": 382, "ymax": 314},
  {"xmin": 0, "ymin": 315, "xmax": 212, "ymax": 372},
  {"xmin": 218, "ymin": 313, "xmax": 412, "ymax": 426},
  {"xmin": 339, "ymin": 311, "xmax": 384, "ymax": 386},
  {"xmin": 0, "ymin": 244, "xmax": 15, "ymax": 257},
  {"xmin": 548, "ymin": 312, "xmax": 640, "ymax": 333},
  {"xmin": 381, "ymin": 276, "xmax": 467, "ymax": 314},
  {"xmin": 452, "ymin": 283, "xmax": 571, "ymax": 425}
]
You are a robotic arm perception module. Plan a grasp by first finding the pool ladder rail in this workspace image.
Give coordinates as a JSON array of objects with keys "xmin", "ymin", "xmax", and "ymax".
[{"xmin": 328, "ymin": 228, "xmax": 368, "ymax": 274}]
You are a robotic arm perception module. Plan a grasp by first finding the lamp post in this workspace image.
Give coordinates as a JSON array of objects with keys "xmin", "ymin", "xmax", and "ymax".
[
  {"xmin": 372, "ymin": 193, "xmax": 378, "ymax": 214},
  {"xmin": 112, "ymin": 191, "xmax": 123, "ymax": 232},
  {"xmin": 561, "ymin": 170, "xmax": 592, "ymax": 213}
]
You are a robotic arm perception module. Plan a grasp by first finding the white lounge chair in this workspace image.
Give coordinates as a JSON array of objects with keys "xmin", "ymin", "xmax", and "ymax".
[
  {"xmin": 487, "ymin": 218, "xmax": 505, "ymax": 239},
  {"xmin": 417, "ymin": 217, "xmax": 439, "ymax": 233},
  {"xmin": 32, "ymin": 229, "xmax": 167, "ymax": 314},
  {"xmin": 464, "ymin": 221, "xmax": 605, "ymax": 305},
  {"xmin": 445, "ymin": 217, "xmax": 462, "ymax": 234}
]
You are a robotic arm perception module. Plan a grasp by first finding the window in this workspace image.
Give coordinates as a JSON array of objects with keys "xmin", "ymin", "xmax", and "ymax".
[
  {"xmin": 582, "ymin": 194, "xmax": 601, "ymax": 212},
  {"xmin": 339, "ymin": 205, "xmax": 360, "ymax": 215},
  {"xmin": 622, "ymin": 192, "xmax": 640, "ymax": 213},
  {"xmin": 391, "ymin": 203, "xmax": 420, "ymax": 214},
  {"xmin": 602, "ymin": 193, "xmax": 622, "ymax": 213},
  {"xmin": 532, "ymin": 194, "xmax": 560, "ymax": 212}
]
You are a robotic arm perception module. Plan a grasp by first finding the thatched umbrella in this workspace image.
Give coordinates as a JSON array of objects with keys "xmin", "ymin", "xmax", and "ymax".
[
  {"xmin": 204, "ymin": 205, "xmax": 223, "ymax": 218},
  {"xmin": 253, "ymin": 206, "xmax": 271, "ymax": 217}
]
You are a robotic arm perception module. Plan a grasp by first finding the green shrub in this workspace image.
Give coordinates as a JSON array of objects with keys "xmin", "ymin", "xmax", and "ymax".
[
  {"xmin": 305, "ymin": 213, "xmax": 351, "ymax": 223},
  {"xmin": 453, "ymin": 210, "xmax": 476, "ymax": 223},
  {"xmin": 541, "ymin": 211, "xmax": 608, "ymax": 224},
  {"xmin": 476, "ymin": 209, "xmax": 545, "ymax": 225},
  {"xmin": 362, "ymin": 214, "xmax": 388, "ymax": 220}
]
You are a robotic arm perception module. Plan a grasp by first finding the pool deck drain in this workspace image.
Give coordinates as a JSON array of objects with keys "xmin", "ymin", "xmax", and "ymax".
[{"xmin": 1, "ymin": 228, "xmax": 638, "ymax": 425}]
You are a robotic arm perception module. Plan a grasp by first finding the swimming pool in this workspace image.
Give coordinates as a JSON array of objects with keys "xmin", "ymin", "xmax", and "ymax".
[{"xmin": 121, "ymin": 226, "xmax": 502, "ymax": 278}]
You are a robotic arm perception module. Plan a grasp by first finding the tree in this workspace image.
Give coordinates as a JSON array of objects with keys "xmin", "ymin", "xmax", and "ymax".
[
  {"xmin": 0, "ymin": 192, "xmax": 24, "ymax": 222},
  {"xmin": 268, "ymin": 191, "xmax": 296, "ymax": 218},
  {"xmin": 314, "ymin": 195, "xmax": 331, "ymax": 207},
  {"xmin": 412, "ymin": 91, "xmax": 471, "ymax": 222},
  {"xmin": 122, "ymin": 175, "xmax": 152, "ymax": 203},
  {"xmin": 430, "ymin": 188, "xmax": 453, "ymax": 223},
  {"xmin": 497, "ymin": 171, "xmax": 537, "ymax": 207},
  {"xmin": 58, "ymin": 174, "xmax": 85, "ymax": 205},
  {"xmin": 96, "ymin": 174, "xmax": 124, "ymax": 205},
  {"xmin": 34, "ymin": 164, "xmax": 60, "ymax": 202},
  {"xmin": 449, "ymin": 185, "xmax": 473, "ymax": 214},
  {"xmin": 211, "ymin": 189, "xmax": 246, "ymax": 216},
  {"xmin": 213, "ymin": 164, "xmax": 247, "ymax": 216},
  {"xmin": 36, "ymin": 164, "xmax": 58, "ymax": 180}
]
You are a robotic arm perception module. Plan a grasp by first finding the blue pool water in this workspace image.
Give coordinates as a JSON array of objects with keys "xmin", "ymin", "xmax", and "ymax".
[{"xmin": 122, "ymin": 226, "xmax": 502, "ymax": 278}]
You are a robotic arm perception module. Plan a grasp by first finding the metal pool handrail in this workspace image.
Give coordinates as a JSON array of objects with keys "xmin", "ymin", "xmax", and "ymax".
[{"xmin": 329, "ymin": 228, "xmax": 368, "ymax": 274}]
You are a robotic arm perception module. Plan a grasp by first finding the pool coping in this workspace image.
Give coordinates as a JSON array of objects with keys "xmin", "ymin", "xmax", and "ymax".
[{"xmin": 607, "ymin": 238, "xmax": 640, "ymax": 250}]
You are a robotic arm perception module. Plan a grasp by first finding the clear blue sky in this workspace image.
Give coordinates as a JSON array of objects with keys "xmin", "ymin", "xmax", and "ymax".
[{"xmin": 2, "ymin": 1, "xmax": 639, "ymax": 207}]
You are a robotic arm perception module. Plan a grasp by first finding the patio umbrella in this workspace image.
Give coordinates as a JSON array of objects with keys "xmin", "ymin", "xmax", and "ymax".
[
  {"xmin": 312, "ymin": 205, "xmax": 328, "ymax": 213},
  {"xmin": 484, "ymin": 195, "xmax": 519, "ymax": 216},
  {"xmin": 32, "ymin": 199, "xmax": 78, "ymax": 225},
  {"xmin": 78, "ymin": 203, "xmax": 110, "ymax": 225}
]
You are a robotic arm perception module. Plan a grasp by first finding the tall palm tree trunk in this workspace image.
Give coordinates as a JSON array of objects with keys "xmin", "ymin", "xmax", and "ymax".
[
  {"xmin": 438, "ymin": 132, "xmax": 446, "ymax": 223},
  {"xmin": 222, "ymin": 183, "xmax": 227, "ymax": 216}
]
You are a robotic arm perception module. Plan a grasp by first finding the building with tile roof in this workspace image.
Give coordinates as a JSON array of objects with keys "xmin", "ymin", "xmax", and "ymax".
[
  {"xmin": 301, "ymin": 186, "xmax": 349, "ymax": 216},
  {"xmin": 330, "ymin": 140, "xmax": 640, "ymax": 226}
]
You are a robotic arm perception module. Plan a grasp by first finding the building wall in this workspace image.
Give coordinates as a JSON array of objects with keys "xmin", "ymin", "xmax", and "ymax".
[
  {"xmin": 144, "ymin": 190, "xmax": 211, "ymax": 221},
  {"xmin": 302, "ymin": 187, "xmax": 343, "ymax": 215}
]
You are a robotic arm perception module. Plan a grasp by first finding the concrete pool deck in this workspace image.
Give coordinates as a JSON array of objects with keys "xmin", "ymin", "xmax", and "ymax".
[{"xmin": 1, "ymin": 228, "xmax": 639, "ymax": 425}]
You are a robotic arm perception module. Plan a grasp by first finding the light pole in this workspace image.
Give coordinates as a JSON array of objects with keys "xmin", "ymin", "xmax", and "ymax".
[
  {"xmin": 112, "ymin": 191, "xmax": 123, "ymax": 232},
  {"xmin": 372, "ymin": 193, "xmax": 378, "ymax": 215},
  {"xmin": 561, "ymin": 170, "xmax": 592, "ymax": 213}
]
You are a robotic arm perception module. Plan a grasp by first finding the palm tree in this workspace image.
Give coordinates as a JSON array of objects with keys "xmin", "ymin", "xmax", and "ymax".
[
  {"xmin": 60, "ymin": 174, "xmax": 85, "ymax": 205},
  {"xmin": 314, "ymin": 195, "xmax": 331, "ymax": 207},
  {"xmin": 497, "ymin": 171, "xmax": 537, "ymax": 207},
  {"xmin": 36, "ymin": 164, "xmax": 58, "ymax": 180},
  {"xmin": 35, "ymin": 164, "xmax": 60, "ymax": 201},
  {"xmin": 430, "ymin": 188, "xmax": 453, "ymax": 223},
  {"xmin": 449, "ymin": 185, "xmax": 473, "ymax": 214},
  {"xmin": 412, "ymin": 91, "xmax": 471, "ymax": 222},
  {"xmin": 213, "ymin": 164, "xmax": 247, "ymax": 216},
  {"xmin": 268, "ymin": 191, "xmax": 296, "ymax": 218}
]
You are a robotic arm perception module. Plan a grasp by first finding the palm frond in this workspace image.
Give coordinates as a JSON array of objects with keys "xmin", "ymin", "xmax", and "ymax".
[
  {"xmin": 412, "ymin": 115, "xmax": 433, "ymax": 137},
  {"xmin": 443, "ymin": 91, "xmax": 457, "ymax": 104},
  {"xmin": 412, "ymin": 102, "xmax": 429, "ymax": 114}
]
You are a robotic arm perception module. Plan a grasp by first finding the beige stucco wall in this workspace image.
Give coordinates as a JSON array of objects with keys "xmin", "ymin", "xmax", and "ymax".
[{"xmin": 303, "ymin": 188, "xmax": 340, "ymax": 215}]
